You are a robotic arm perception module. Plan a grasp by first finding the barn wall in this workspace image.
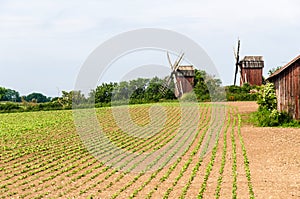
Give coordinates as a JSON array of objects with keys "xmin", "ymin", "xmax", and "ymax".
[
  {"xmin": 240, "ymin": 68, "xmax": 263, "ymax": 86},
  {"xmin": 295, "ymin": 62, "xmax": 300, "ymax": 119},
  {"xmin": 271, "ymin": 60, "xmax": 300, "ymax": 120}
]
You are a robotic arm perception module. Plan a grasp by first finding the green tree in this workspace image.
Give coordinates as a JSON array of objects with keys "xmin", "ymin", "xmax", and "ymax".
[
  {"xmin": 193, "ymin": 69, "xmax": 223, "ymax": 101},
  {"xmin": 95, "ymin": 82, "xmax": 117, "ymax": 103},
  {"xmin": 0, "ymin": 87, "xmax": 7, "ymax": 101},
  {"xmin": 206, "ymin": 74, "xmax": 223, "ymax": 101},
  {"xmin": 60, "ymin": 90, "xmax": 86, "ymax": 107},
  {"xmin": 145, "ymin": 77, "xmax": 163, "ymax": 102},
  {"xmin": 268, "ymin": 66, "xmax": 282, "ymax": 76},
  {"xmin": 154, "ymin": 76, "xmax": 176, "ymax": 100},
  {"xmin": 2, "ymin": 89, "xmax": 21, "ymax": 102},
  {"xmin": 193, "ymin": 69, "xmax": 209, "ymax": 101},
  {"xmin": 127, "ymin": 78, "xmax": 148, "ymax": 103},
  {"xmin": 112, "ymin": 81, "xmax": 130, "ymax": 101},
  {"xmin": 25, "ymin": 92, "xmax": 50, "ymax": 103},
  {"xmin": 71, "ymin": 90, "xmax": 86, "ymax": 105}
]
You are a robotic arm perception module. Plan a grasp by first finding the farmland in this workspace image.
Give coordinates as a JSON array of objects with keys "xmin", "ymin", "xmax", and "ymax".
[{"xmin": 0, "ymin": 102, "xmax": 299, "ymax": 198}]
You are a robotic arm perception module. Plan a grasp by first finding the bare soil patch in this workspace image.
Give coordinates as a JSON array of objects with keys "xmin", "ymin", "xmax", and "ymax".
[
  {"xmin": 243, "ymin": 127, "xmax": 300, "ymax": 198},
  {"xmin": 231, "ymin": 101, "xmax": 300, "ymax": 198}
]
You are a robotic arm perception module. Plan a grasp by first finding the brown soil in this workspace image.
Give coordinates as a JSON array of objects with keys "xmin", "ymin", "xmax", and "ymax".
[
  {"xmin": 229, "ymin": 101, "xmax": 300, "ymax": 198},
  {"xmin": 243, "ymin": 126, "xmax": 300, "ymax": 198}
]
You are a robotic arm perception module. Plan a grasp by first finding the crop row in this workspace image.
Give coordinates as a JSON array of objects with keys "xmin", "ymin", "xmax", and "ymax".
[{"xmin": 0, "ymin": 103, "xmax": 255, "ymax": 198}]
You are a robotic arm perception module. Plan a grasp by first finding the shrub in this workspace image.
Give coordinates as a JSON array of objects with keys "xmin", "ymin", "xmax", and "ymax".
[
  {"xmin": 225, "ymin": 84, "xmax": 258, "ymax": 101},
  {"xmin": 252, "ymin": 83, "xmax": 295, "ymax": 127},
  {"xmin": 252, "ymin": 107, "xmax": 292, "ymax": 127},
  {"xmin": 0, "ymin": 103, "xmax": 22, "ymax": 112},
  {"xmin": 180, "ymin": 92, "xmax": 198, "ymax": 102},
  {"xmin": 257, "ymin": 83, "xmax": 277, "ymax": 111}
]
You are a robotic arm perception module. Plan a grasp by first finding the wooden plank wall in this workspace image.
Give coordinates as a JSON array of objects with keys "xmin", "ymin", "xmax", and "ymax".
[
  {"xmin": 241, "ymin": 68, "xmax": 263, "ymax": 86},
  {"xmin": 295, "ymin": 62, "xmax": 299, "ymax": 119},
  {"xmin": 272, "ymin": 61, "xmax": 299, "ymax": 120},
  {"xmin": 176, "ymin": 76, "xmax": 194, "ymax": 94}
]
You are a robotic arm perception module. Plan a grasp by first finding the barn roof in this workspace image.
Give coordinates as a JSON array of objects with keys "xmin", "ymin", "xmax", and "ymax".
[{"xmin": 267, "ymin": 54, "xmax": 300, "ymax": 80}]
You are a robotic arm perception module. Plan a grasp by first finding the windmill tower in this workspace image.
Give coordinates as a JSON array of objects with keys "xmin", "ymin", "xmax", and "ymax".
[
  {"xmin": 233, "ymin": 40, "xmax": 264, "ymax": 86},
  {"xmin": 160, "ymin": 52, "xmax": 195, "ymax": 98}
]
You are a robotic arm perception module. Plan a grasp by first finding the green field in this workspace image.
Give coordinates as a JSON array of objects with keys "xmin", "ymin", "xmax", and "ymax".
[{"xmin": 0, "ymin": 103, "xmax": 254, "ymax": 198}]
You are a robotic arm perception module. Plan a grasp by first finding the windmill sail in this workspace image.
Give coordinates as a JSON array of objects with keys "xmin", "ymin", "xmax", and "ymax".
[
  {"xmin": 233, "ymin": 39, "xmax": 240, "ymax": 86},
  {"xmin": 160, "ymin": 52, "xmax": 184, "ymax": 97}
]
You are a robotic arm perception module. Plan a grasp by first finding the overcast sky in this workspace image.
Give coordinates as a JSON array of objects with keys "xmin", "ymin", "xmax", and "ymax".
[{"xmin": 0, "ymin": 0, "xmax": 299, "ymax": 97}]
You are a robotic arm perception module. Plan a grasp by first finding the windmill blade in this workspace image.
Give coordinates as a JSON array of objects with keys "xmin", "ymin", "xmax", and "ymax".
[
  {"xmin": 159, "ymin": 83, "xmax": 168, "ymax": 95},
  {"xmin": 240, "ymin": 70, "xmax": 244, "ymax": 85},
  {"xmin": 233, "ymin": 46, "xmax": 238, "ymax": 85},
  {"xmin": 244, "ymin": 72, "xmax": 247, "ymax": 84},
  {"xmin": 159, "ymin": 73, "xmax": 173, "ymax": 94},
  {"xmin": 179, "ymin": 81, "xmax": 184, "ymax": 96},
  {"xmin": 167, "ymin": 52, "xmax": 173, "ymax": 70},
  {"xmin": 172, "ymin": 73, "xmax": 180, "ymax": 97},
  {"xmin": 166, "ymin": 73, "xmax": 173, "ymax": 87},
  {"xmin": 236, "ymin": 39, "xmax": 240, "ymax": 64},
  {"xmin": 176, "ymin": 52, "xmax": 184, "ymax": 65},
  {"xmin": 173, "ymin": 64, "xmax": 180, "ymax": 74},
  {"xmin": 233, "ymin": 47, "xmax": 237, "ymax": 60},
  {"xmin": 160, "ymin": 52, "xmax": 177, "ymax": 95},
  {"xmin": 173, "ymin": 52, "xmax": 184, "ymax": 97},
  {"xmin": 161, "ymin": 51, "xmax": 184, "ymax": 96},
  {"xmin": 233, "ymin": 39, "xmax": 240, "ymax": 86},
  {"xmin": 234, "ymin": 63, "xmax": 239, "ymax": 86},
  {"xmin": 173, "ymin": 53, "xmax": 184, "ymax": 71}
]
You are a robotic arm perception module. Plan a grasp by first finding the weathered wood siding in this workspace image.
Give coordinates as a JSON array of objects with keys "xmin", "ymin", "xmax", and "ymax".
[
  {"xmin": 239, "ymin": 56, "xmax": 264, "ymax": 86},
  {"xmin": 240, "ymin": 68, "xmax": 263, "ymax": 86},
  {"xmin": 175, "ymin": 65, "xmax": 195, "ymax": 97},
  {"xmin": 175, "ymin": 76, "xmax": 194, "ymax": 96},
  {"xmin": 269, "ymin": 59, "xmax": 300, "ymax": 120}
]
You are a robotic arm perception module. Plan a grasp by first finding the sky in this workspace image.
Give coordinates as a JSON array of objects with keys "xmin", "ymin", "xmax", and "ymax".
[{"xmin": 0, "ymin": 0, "xmax": 299, "ymax": 97}]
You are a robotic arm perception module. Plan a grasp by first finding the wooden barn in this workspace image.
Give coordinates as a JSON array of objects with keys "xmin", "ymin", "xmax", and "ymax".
[
  {"xmin": 267, "ymin": 55, "xmax": 300, "ymax": 120},
  {"xmin": 175, "ymin": 65, "xmax": 195, "ymax": 97},
  {"xmin": 239, "ymin": 56, "xmax": 264, "ymax": 86}
]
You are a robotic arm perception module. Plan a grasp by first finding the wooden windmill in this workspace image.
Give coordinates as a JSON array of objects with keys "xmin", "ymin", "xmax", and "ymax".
[
  {"xmin": 160, "ymin": 52, "xmax": 195, "ymax": 97},
  {"xmin": 233, "ymin": 40, "xmax": 264, "ymax": 86}
]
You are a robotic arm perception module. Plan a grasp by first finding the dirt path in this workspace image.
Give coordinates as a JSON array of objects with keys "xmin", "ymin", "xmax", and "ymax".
[{"xmin": 229, "ymin": 101, "xmax": 300, "ymax": 199}]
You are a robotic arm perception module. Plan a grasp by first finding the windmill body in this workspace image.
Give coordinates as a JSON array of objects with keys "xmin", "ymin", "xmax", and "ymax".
[
  {"xmin": 233, "ymin": 40, "xmax": 264, "ymax": 86},
  {"xmin": 160, "ymin": 53, "xmax": 195, "ymax": 98},
  {"xmin": 175, "ymin": 65, "xmax": 195, "ymax": 97},
  {"xmin": 239, "ymin": 56, "xmax": 264, "ymax": 86}
]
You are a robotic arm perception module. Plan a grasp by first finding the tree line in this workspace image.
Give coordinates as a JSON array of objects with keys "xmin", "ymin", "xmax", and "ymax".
[
  {"xmin": 0, "ymin": 87, "xmax": 51, "ymax": 103},
  {"xmin": 0, "ymin": 69, "xmax": 258, "ymax": 113}
]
